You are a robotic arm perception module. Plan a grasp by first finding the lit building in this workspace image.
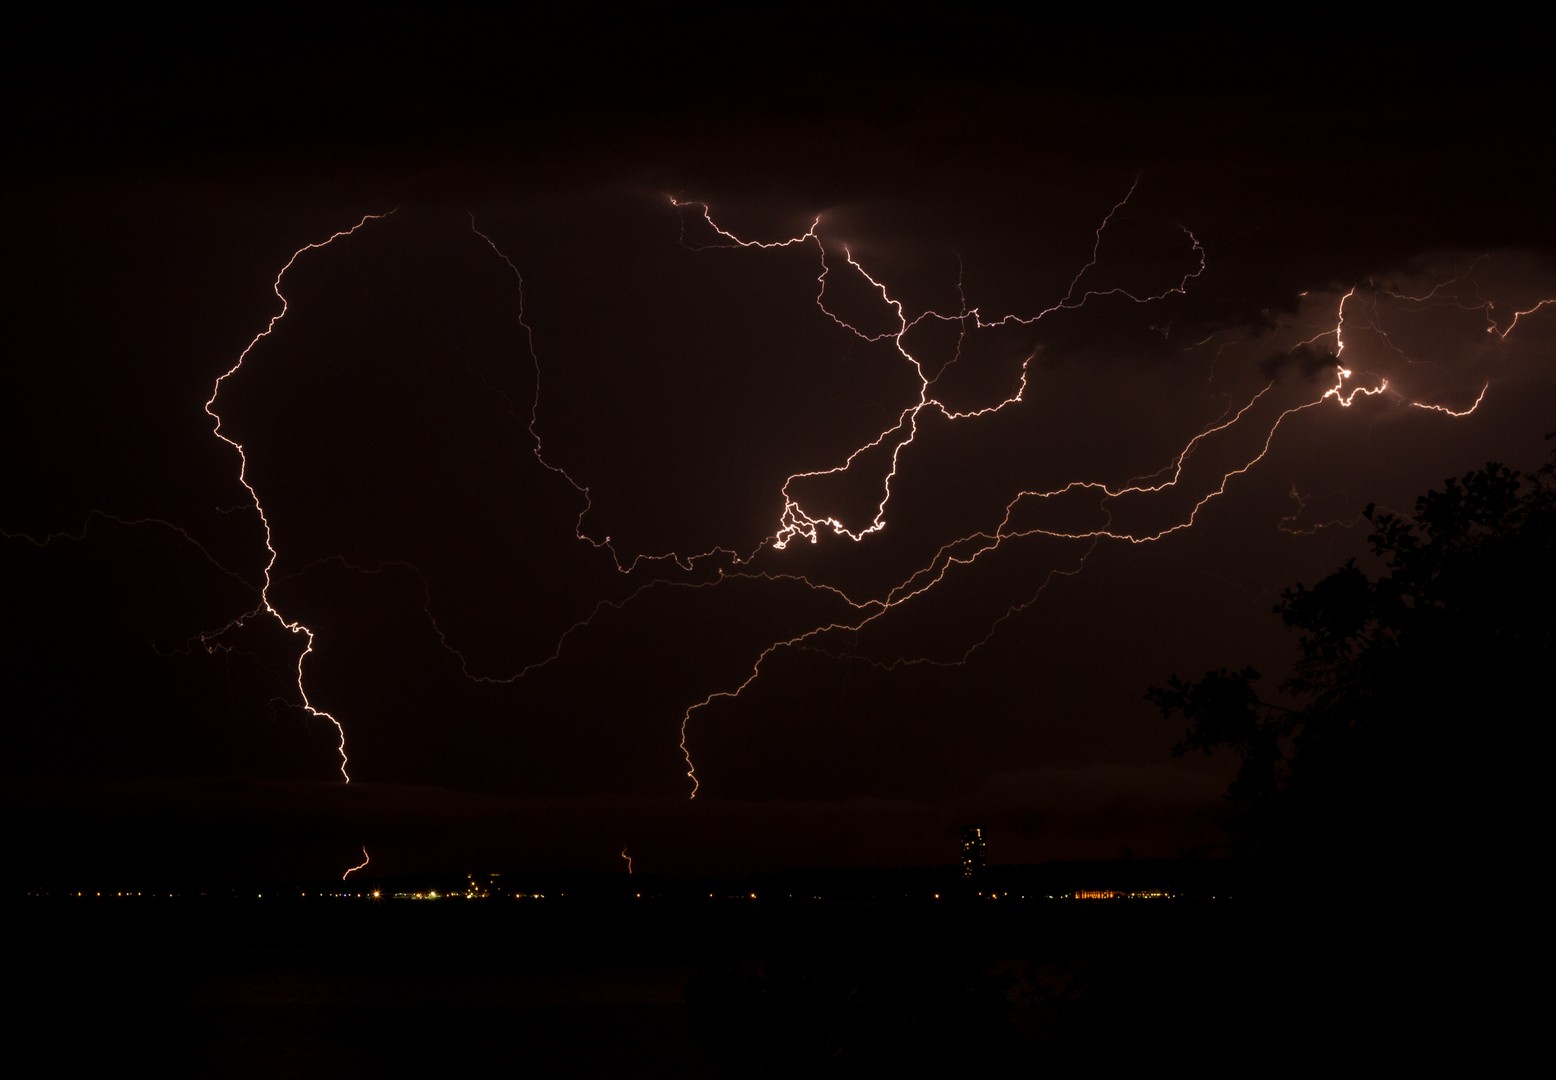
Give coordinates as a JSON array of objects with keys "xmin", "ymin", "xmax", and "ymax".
[{"xmin": 960, "ymin": 825, "xmax": 986, "ymax": 879}]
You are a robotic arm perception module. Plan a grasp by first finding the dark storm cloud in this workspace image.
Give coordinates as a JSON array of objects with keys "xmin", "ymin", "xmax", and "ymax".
[{"xmin": 1260, "ymin": 343, "xmax": 1340, "ymax": 383}]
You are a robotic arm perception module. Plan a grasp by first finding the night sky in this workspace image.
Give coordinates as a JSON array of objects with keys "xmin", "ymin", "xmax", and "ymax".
[{"xmin": 6, "ymin": 6, "xmax": 1555, "ymax": 884}]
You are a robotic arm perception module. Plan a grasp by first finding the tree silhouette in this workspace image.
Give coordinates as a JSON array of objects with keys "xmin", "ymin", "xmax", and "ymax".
[{"xmin": 1151, "ymin": 444, "xmax": 1556, "ymax": 891}]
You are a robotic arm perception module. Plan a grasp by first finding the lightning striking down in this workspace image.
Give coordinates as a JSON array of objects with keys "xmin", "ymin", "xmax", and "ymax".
[{"xmin": 200, "ymin": 211, "xmax": 396, "ymax": 782}]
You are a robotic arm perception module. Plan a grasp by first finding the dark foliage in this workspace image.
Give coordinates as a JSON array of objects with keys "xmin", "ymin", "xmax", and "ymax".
[{"xmin": 1150, "ymin": 444, "xmax": 1556, "ymax": 888}]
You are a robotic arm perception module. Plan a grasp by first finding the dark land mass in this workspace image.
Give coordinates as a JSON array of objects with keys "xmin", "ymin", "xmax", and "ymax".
[{"xmin": 14, "ymin": 858, "xmax": 1522, "ymax": 1074}]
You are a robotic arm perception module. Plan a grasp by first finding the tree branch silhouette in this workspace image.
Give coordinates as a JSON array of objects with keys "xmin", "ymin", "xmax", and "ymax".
[{"xmin": 1151, "ymin": 437, "xmax": 1556, "ymax": 884}]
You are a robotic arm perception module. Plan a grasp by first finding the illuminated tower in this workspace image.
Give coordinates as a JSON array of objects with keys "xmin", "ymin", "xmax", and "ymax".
[{"xmin": 960, "ymin": 826, "xmax": 986, "ymax": 879}]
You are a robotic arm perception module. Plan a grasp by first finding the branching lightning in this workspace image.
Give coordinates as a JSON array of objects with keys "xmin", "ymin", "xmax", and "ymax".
[
  {"xmin": 657, "ymin": 199, "xmax": 1409, "ymax": 798},
  {"xmin": 26, "ymin": 182, "xmax": 1547, "ymax": 847},
  {"xmin": 409, "ymin": 188, "xmax": 1547, "ymax": 800}
]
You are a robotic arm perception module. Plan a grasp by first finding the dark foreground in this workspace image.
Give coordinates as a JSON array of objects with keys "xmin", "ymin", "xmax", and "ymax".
[{"xmin": 11, "ymin": 891, "xmax": 1525, "ymax": 1075}]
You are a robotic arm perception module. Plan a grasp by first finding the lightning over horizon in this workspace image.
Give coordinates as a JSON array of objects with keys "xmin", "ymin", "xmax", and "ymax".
[
  {"xmin": 129, "ymin": 183, "xmax": 1545, "ymax": 817},
  {"xmin": 8, "ymin": 4, "xmax": 1556, "ymax": 887},
  {"xmin": 8, "ymin": 183, "xmax": 1552, "ymax": 841}
]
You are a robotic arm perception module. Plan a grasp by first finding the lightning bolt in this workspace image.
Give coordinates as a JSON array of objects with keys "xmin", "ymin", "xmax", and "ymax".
[
  {"xmin": 1277, "ymin": 485, "xmax": 1368, "ymax": 537},
  {"xmin": 1411, "ymin": 383, "xmax": 1489, "ymax": 417},
  {"xmin": 2, "ymin": 510, "xmax": 256, "ymax": 589},
  {"xmin": 654, "ymin": 208, "xmax": 1531, "ymax": 797},
  {"xmin": 136, "ymin": 185, "xmax": 1547, "ymax": 821},
  {"xmin": 201, "ymin": 210, "xmax": 394, "ymax": 782},
  {"xmin": 1492, "ymin": 298, "xmax": 1556, "ymax": 339},
  {"xmin": 187, "ymin": 211, "xmax": 395, "ymax": 878}
]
